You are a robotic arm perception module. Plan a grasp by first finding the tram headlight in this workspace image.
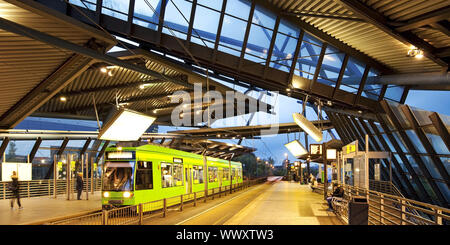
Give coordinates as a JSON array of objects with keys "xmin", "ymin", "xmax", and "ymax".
[
  {"xmin": 123, "ymin": 191, "xmax": 133, "ymax": 198},
  {"xmin": 103, "ymin": 192, "xmax": 110, "ymax": 198}
]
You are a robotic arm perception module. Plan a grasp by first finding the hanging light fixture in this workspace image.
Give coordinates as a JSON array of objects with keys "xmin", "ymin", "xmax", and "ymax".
[
  {"xmin": 284, "ymin": 140, "xmax": 308, "ymax": 158},
  {"xmin": 292, "ymin": 112, "xmax": 323, "ymax": 142},
  {"xmin": 98, "ymin": 108, "xmax": 156, "ymax": 141}
]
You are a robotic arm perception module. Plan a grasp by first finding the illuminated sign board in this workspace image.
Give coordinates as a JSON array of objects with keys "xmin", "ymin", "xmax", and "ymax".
[
  {"xmin": 173, "ymin": 157, "xmax": 183, "ymax": 163},
  {"xmin": 326, "ymin": 149, "xmax": 337, "ymax": 160},
  {"xmin": 107, "ymin": 151, "xmax": 133, "ymax": 159},
  {"xmin": 310, "ymin": 144, "xmax": 322, "ymax": 155},
  {"xmin": 343, "ymin": 140, "xmax": 358, "ymax": 155}
]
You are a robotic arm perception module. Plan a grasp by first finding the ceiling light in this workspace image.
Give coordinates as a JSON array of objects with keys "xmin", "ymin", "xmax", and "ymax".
[
  {"xmin": 407, "ymin": 46, "xmax": 423, "ymax": 58},
  {"xmin": 284, "ymin": 140, "xmax": 308, "ymax": 158},
  {"xmin": 100, "ymin": 67, "xmax": 107, "ymax": 73},
  {"xmin": 98, "ymin": 108, "xmax": 156, "ymax": 141},
  {"xmin": 107, "ymin": 70, "xmax": 113, "ymax": 77},
  {"xmin": 59, "ymin": 96, "xmax": 67, "ymax": 102},
  {"xmin": 293, "ymin": 113, "xmax": 323, "ymax": 142}
]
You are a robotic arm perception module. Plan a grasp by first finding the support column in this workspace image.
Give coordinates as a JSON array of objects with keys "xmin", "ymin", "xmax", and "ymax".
[{"xmin": 323, "ymin": 142, "xmax": 328, "ymax": 200}]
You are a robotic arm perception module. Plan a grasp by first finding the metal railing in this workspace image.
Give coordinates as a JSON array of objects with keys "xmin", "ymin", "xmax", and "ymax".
[
  {"xmin": 47, "ymin": 178, "xmax": 267, "ymax": 225},
  {"xmin": 369, "ymin": 180, "xmax": 399, "ymax": 196},
  {"xmin": 327, "ymin": 184, "xmax": 450, "ymax": 225},
  {"xmin": 0, "ymin": 178, "xmax": 102, "ymax": 200}
]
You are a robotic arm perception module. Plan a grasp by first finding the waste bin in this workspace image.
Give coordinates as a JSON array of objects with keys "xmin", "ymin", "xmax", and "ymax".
[{"xmin": 348, "ymin": 196, "xmax": 368, "ymax": 225}]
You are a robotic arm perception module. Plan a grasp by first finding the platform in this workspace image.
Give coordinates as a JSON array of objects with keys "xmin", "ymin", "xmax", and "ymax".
[
  {"xmin": 0, "ymin": 193, "xmax": 102, "ymax": 225},
  {"xmin": 146, "ymin": 180, "xmax": 342, "ymax": 225}
]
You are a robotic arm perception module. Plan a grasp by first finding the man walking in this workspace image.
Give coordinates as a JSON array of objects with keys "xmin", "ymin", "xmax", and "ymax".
[
  {"xmin": 9, "ymin": 171, "xmax": 22, "ymax": 209},
  {"xmin": 76, "ymin": 172, "xmax": 84, "ymax": 200}
]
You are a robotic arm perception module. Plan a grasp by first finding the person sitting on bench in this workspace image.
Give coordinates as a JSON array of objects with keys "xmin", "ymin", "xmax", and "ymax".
[
  {"xmin": 327, "ymin": 183, "xmax": 344, "ymax": 211},
  {"xmin": 310, "ymin": 175, "xmax": 318, "ymax": 191}
]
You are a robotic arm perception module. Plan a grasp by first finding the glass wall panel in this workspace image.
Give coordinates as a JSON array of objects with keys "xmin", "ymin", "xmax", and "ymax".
[
  {"xmin": 218, "ymin": 15, "xmax": 247, "ymax": 56},
  {"xmin": 133, "ymin": 0, "xmax": 162, "ymax": 30},
  {"xmin": 225, "ymin": 0, "xmax": 250, "ymax": 20},
  {"xmin": 424, "ymin": 132, "xmax": 450, "ymax": 155},
  {"xmin": 251, "ymin": 4, "xmax": 276, "ymax": 29},
  {"xmin": 102, "ymin": 0, "xmax": 130, "ymax": 21},
  {"xmin": 197, "ymin": 0, "xmax": 223, "ymax": 11},
  {"xmin": 270, "ymin": 32, "xmax": 297, "ymax": 72},
  {"xmin": 384, "ymin": 85, "xmax": 404, "ymax": 102},
  {"xmin": 4, "ymin": 140, "xmax": 34, "ymax": 162},
  {"xmin": 382, "ymin": 134, "xmax": 395, "ymax": 152},
  {"xmin": 392, "ymin": 132, "xmax": 408, "ymax": 152},
  {"xmin": 362, "ymin": 68, "xmax": 383, "ymax": 100},
  {"xmin": 436, "ymin": 181, "xmax": 450, "ymax": 203},
  {"xmin": 440, "ymin": 157, "xmax": 450, "ymax": 175},
  {"xmin": 294, "ymin": 38, "xmax": 322, "ymax": 79},
  {"xmin": 191, "ymin": 4, "xmax": 221, "ymax": 48},
  {"xmin": 244, "ymin": 25, "xmax": 273, "ymax": 62},
  {"xmin": 278, "ymin": 19, "xmax": 301, "ymax": 38},
  {"xmin": 420, "ymin": 156, "xmax": 442, "ymax": 180},
  {"xmin": 163, "ymin": 0, "xmax": 192, "ymax": 39},
  {"xmin": 69, "ymin": 0, "xmax": 96, "ymax": 10},
  {"xmin": 405, "ymin": 130, "xmax": 427, "ymax": 153},
  {"xmin": 339, "ymin": 56, "xmax": 365, "ymax": 94},
  {"xmin": 317, "ymin": 46, "xmax": 345, "ymax": 88}
]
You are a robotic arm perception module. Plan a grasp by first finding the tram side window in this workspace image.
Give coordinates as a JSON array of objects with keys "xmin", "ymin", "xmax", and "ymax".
[
  {"xmin": 232, "ymin": 168, "xmax": 236, "ymax": 180},
  {"xmin": 238, "ymin": 168, "xmax": 242, "ymax": 179},
  {"xmin": 193, "ymin": 165, "xmax": 204, "ymax": 184},
  {"xmin": 223, "ymin": 167, "xmax": 229, "ymax": 181},
  {"xmin": 161, "ymin": 162, "xmax": 183, "ymax": 188},
  {"xmin": 208, "ymin": 167, "xmax": 218, "ymax": 183},
  {"xmin": 136, "ymin": 161, "xmax": 153, "ymax": 190}
]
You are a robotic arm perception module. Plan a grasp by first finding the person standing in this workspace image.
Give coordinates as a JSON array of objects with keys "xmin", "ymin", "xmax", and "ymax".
[
  {"xmin": 76, "ymin": 172, "xmax": 84, "ymax": 200},
  {"xmin": 9, "ymin": 171, "xmax": 22, "ymax": 209}
]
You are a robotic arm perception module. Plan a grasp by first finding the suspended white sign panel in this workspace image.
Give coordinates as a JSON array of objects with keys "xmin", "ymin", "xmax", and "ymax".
[{"xmin": 1, "ymin": 162, "xmax": 32, "ymax": 181}]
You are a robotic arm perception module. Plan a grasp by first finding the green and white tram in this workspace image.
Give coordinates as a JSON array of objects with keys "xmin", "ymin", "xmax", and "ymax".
[{"xmin": 101, "ymin": 144, "xmax": 243, "ymax": 209}]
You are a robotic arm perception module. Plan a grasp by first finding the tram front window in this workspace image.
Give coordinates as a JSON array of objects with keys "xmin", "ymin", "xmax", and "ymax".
[{"xmin": 103, "ymin": 162, "xmax": 134, "ymax": 191}]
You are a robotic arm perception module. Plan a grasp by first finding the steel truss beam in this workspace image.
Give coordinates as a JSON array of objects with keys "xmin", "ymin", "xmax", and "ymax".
[
  {"xmin": 28, "ymin": 137, "xmax": 42, "ymax": 163},
  {"xmin": 95, "ymin": 140, "xmax": 110, "ymax": 164}
]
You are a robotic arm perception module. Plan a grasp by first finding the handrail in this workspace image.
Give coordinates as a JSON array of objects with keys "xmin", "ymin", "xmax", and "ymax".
[
  {"xmin": 369, "ymin": 179, "xmax": 425, "ymax": 223},
  {"xmin": 333, "ymin": 184, "xmax": 450, "ymax": 225},
  {"xmin": 0, "ymin": 178, "xmax": 102, "ymax": 200},
  {"xmin": 47, "ymin": 177, "xmax": 267, "ymax": 225}
]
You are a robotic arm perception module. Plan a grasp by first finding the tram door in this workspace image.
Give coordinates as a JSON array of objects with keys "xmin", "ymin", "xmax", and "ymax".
[{"xmin": 185, "ymin": 166, "xmax": 192, "ymax": 194}]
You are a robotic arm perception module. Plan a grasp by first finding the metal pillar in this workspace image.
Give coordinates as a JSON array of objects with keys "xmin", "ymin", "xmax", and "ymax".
[{"xmin": 323, "ymin": 142, "xmax": 328, "ymax": 199}]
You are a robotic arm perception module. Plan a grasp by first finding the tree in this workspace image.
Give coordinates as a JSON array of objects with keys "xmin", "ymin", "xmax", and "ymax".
[{"xmin": 7, "ymin": 141, "xmax": 17, "ymax": 161}]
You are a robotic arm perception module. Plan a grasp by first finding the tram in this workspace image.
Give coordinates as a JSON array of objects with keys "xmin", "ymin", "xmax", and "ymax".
[{"xmin": 101, "ymin": 144, "xmax": 243, "ymax": 209}]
